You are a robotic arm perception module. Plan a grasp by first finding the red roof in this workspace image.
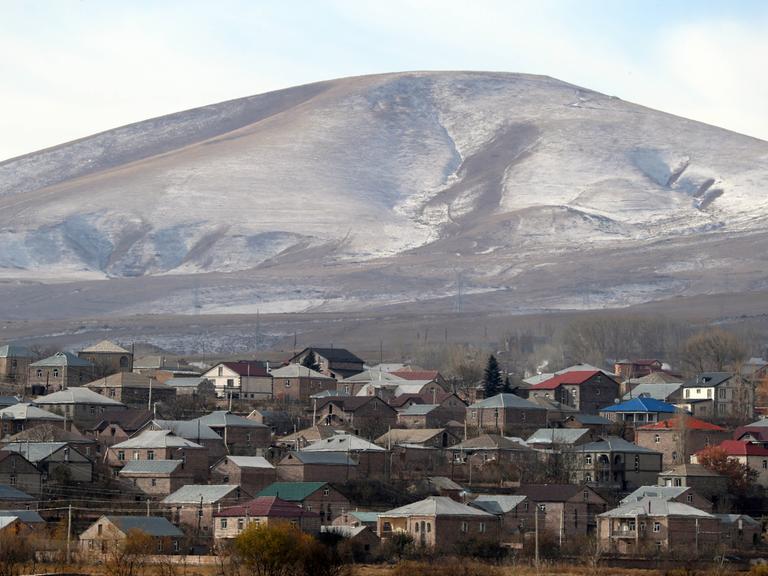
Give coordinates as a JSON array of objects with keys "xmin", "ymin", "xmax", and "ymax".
[
  {"xmin": 529, "ymin": 370, "xmax": 603, "ymax": 390},
  {"xmin": 392, "ymin": 370, "xmax": 441, "ymax": 381},
  {"xmin": 214, "ymin": 496, "xmax": 319, "ymax": 518},
  {"xmin": 222, "ymin": 361, "xmax": 269, "ymax": 377},
  {"xmin": 638, "ymin": 417, "xmax": 725, "ymax": 431},
  {"xmin": 713, "ymin": 440, "xmax": 768, "ymax": 457}
]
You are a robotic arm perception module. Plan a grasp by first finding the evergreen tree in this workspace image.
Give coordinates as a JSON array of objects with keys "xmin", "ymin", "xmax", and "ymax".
[
  {"xmin": 502, "ymin": 374, "xmax": 514, "ymax": 394},
  {"xmin": 301, "ymin": 350, "xmax": 320, "ymax": 372},
  {"xmin": 483, "ymin": 354, "xmax": 503, "ymax": 397}
]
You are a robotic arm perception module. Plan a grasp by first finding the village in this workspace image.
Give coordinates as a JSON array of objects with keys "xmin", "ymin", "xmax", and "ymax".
[{"xmin": 0, "ymin": 337, "xmax": 766, "ymax": 574}]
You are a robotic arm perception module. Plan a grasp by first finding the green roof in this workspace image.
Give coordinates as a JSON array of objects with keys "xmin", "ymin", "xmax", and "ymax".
[{"xmin": 256, "ymin": 482, "xmax": 328, "ymax": 502}]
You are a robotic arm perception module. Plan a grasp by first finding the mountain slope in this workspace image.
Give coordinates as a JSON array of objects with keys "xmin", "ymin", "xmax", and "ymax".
[{"xmin": 1, "ymin": 71, "xmax": 767, "ymax": 319}]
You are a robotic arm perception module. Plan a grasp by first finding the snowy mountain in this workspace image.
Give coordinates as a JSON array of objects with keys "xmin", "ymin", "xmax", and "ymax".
[{"xmin": 1, "ymin": 71, "xmax": 767, "ymax": 319}]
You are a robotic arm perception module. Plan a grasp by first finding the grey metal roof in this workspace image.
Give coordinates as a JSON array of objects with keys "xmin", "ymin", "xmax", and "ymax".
[
  {"xmin": 34, "ymin": 388, "xmax": 125, "ymax": 406},
  {"xmin": 148, "ymin": 419, "xmax": 222, "ymax": 441},
  {"xmin": 471, "ymin": 495, "xmax": 527, "ymax": 514},
  {"xmin": 225, "ymin": 456, "xmax": 274, "ymax": 469},
  {"xmin": 578, "ymin": 436, "xmax": 661, "ymax": 454},
  {"xmin": 195, "ymin": 411, "xmax": 268, "ymax": 429},
  {"xmin": 468, "ymin": 393, "xmax": 546, "ymax": 411},
  {"xmin": 682, "ymin": 372, "xmax": 732, "ymax": 388},
  {"xmin": 285, "ymin": 451, "xmax": 358, "ymax": 466},
  {"xmin": 382, "ymin": 496, "xmax": 494, "ymax": 518},
  {"xmin": 113, "ymin": 429, "xmax": 205, "ymax": 450},
  {"xmin": 164, "ymin": 377, "xmax": 207, "ymax": 388},
  {"xmin": 715, "ymin": 513, "xmax": 760, "ymax": 526},
  {"xmin": 526, "ymin": 428, "xmax": 589, "ymax": 445},
  {"xmin": 598, "ymin": 497, "xmax": 713, "ymax": 519},
  {"xmin": 105, "ymin": 515, "xmax": 183, "ymax": 537},
  {"xmin": 3, "ymin": 441, "xmax": 79, "ymax": 463},
  {"xmin": 567, "ymin": 413, "xmax": 612, "ymax": 425},
  {"xmin": 162, "ymin": 484, "xmax": 241, "ymax": 504},
  {"xmin": 0, "ymin": 510, "xmax": 43, "ymax": 523},
  {"xmin": 623, "ymin": 383, "xmax": 682, "ymax": 402},
  {"xmin": 399, "ymin": 404, "xmax": 439, "ymax": 416},
  {"xmin": 0, "ymin": 403, "xmax": 64, "ymax": 421},
  {"xmin": 0, "ymin": 344, "xmax": 31, "ymax": 358},
  {"xmin": 270, "ymin": 364, "xmax": 334, "ymax": 379},
  {"xmin": 0, "ymin": 484, "xmax": 33, "ymax": 500},
  {"xmin": 30, "ymin": 351, "xmax": 93, "ymax": 368},
  {"xmin": 302, "ymin": 434, "xmax": 385, "ymax": 453},
  {"xmin": 119, "ymin": 460, "xmax": 184, "ymax": 475},
  {"xmin": 621, "ymin": 486, "xmax": 689, "ymax": 504}
]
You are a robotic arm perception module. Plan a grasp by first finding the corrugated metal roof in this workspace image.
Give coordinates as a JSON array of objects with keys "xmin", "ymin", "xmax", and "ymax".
[
  {"xmin": 256, "ymin": 482, "xmax": 328, "ymax": 501},
  {"xmin": 4, "ymin": 441, "xmax": 76, "ymax": 463},
  {"xmin": 162, "ymin": 484, "xmax": 241, "ymax": 504},
  {"xmin": 579, "ymin": 436, "xmax": 661, "ymax": 454},
  {"xmin": 0, "ymin": 403, "xmax": 64, "ymax": 421},
  {"xmin": 301, "ymin": 434, "xmax": 385, "ymax": 453},
  {"xmin": 599, "ymin": 397, "xmax": 678, "ymax": 414},
  {"xmin": 34, "ymin": 388, "xmax": 125, "ymax": 406},
  {"xmin": 225, "ymin": 456, "xmax": 274, "ymax": 469},
  {"xmin": 598, "ymin": 497, "xmax": 713, "ymax": 519},
  {"xmin": 284, "ymin": 451, "xmax": 358, "ymax": 465},
  {"xmin": 468, "ymin": 393, "xmax": 546, "ymax": 411},
  {"xmin": 382, "ymin": 496, "xmax": 493, "ymax": 518},
  {"xmin": 621, "ymin": 486, "xmax": 688, "ymax": 504},
  {"xmin": 0, "ymin": 484, "xmax": 33, "ymax": 500},
  {"xmin": 195, "ymin": 411, "xmax": 268, "ymax": 429},
  {"xmin": 270, "ymin": 365, "xmax": 334, "ymax": 379},
  {"xmin": 119, "ymin": 459, "xmax": 184, "ymax": 475},
  {"xmin": 148, "ymin": 419, "xmax": 222, "ymax": 441},
  {"xmin": 106, "ymin": 515, "xmax": 183, "ymax": 537},
  {"xmin": 112, "ymin": 429, "xmax": 204, "ymax": 449},
  {"xmin": 526, "ymin": 428, "xmax": 589, "ymax": 445},
  {"xmin": 0, "ymin": 344, "xmax": 31, "ymax": 358},
  {"xmin": 471, "ymin": 495, "xmax": 527, "ymax": 514},
  {"xmin": 80, "ymin": 340, "xmax": 131, "ymax": 354},
  {"xmin": 30, "ymin": 352, "xmax": 93, "ymax": 368}
]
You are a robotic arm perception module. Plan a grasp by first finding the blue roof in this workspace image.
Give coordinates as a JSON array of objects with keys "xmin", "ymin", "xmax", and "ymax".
[{"xmin": 599, "ymin": 397, "xmax": 678, "ymax": 414}]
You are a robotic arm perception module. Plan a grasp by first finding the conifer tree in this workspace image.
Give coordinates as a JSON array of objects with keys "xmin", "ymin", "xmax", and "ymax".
[{"xmin": 483, "ymin": 354, "xmax": 503, "ymax": 397}]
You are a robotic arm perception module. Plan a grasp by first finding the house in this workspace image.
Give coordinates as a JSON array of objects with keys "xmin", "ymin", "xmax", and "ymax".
[
  {"xmin": 0, "ymin": 451, "xmax": 42, "ymax": 496},
  {"xmin": 514, "ymin": 484, "xmax": 607, "ymax": 542},
  {"xmin": 83, "ymin": 372, "xmax": 175, "ymax": 408},
  {"xmin": 300, "ymin": 433, "xmax": 387, "ymax": 479},
  {"xmin": 716, "ymin": 514, "xmax": 762, "ymax": 548},
  {"xmin": 525, "ymin": 428, "xmax": 591, "ymax": 450},
  {"xmin": 466, "ymin": 394, "xmax": 548, "ymax": 434},
  {"xmin": 164, "ymin": 377, "xmax": 215, "ymax": 398},
  {"xmin": 276, "ymin": 424, "xmax": 351, "ymax": 451},
  {"xmin": 0, "ymin": 403, "xmax": 65, "ymax": 437},
  {"xmin": 140, "ymin": 419, "xmax": 225, "ymax": 465},
  {"xmin": 213, "ymin": 496, "xmax": 321, "ymax": 540},
  {"xmin": 87, "ymin": 409, "xmax": 154, "ymax": 448},
  {"xmin": 614, "ymin": 359, "xmax": 664, "ymax": 380},
  {"xmin": 562, "ymin": 413, "xmax": 612, "ymax": 434},
  {"xmin": 390, "ymin": 369, "xmax": 447, "ymax": 388},
  {"xmin": 314, "ymin": 396, "xmax": 397, "ymax": 439},
  {"xmin": 377, "ymin": 496, "xmax": 500, "ymax": 551},
  {"xmin": 210, "ymin": 455, "xmax": 276, "ymax": 495},
  {"xmin": 78, "ymin": 340, "xmax": 134, "ymax": 376},
  {"xmin": 270, "ymin": 364, "xmax": 337, "ymax": 403},
  {"xmin": 621, "ymin": 485, "xmax": 713, "ymax": 513},
  {"xmin": 79, "ymin": 515, "xmax": 184, "ymax": 556},
  {"xmin": 634, "ymin": 416, "xmax": 729, "ymax": 469},
  {"xmin": 0, "ymin": 485, "xmax": 34, "ymax": 509},
  {"xmin": 0, "ymin": 344, "xmax": 32, "ymax": 387},
  {"xmin": 118, "ymin": 459, "xmax": 192, "ymax": 497},
  {"xmin": 680, "ymin": 372, "xmax": 753, "ymax": 421},
  {"xmin": 163, "ymin": 484, "xmax": 247, "ymax": 534},
  {"xmin": 321, "ymin": 525, "xmax": 380, "ymax": 559},
  {"xmin": 3, "ymin": 441, "xmax": 93, "ymax": 483},
  {"xmin": 693, "ymin": 440, "xmax": 768, "ymax": 487},
  {"xmin": 597, "ymin": 497, "xmax": 720, "ymax": 554},
  {"xmin": 416, "ymin": 476, "xmax": 465, "ymax": 500},
  {"xmin": 193, "ymin": 411, "xmax": 271, "ymax": 455},
  {"xmin": 277, "ymin": 451, "xmax": 359, "ymax": 483},
  {"xmin": 27, "ymin": 352, "xmax": 95, "ymax": 393},
  {"xmin": 107, "ymin": 429, "xmax": 209, "ymax": 482},
  {"xmin": 2, "ymin": 424, "xmax": 99, "ymax": 459},
  {"xmin": 657, "ymin": 463, "xmax": 729, "ymax": 501},
  {"xmin": 289, "ymin": 347, "xmax": 365, "ymax": 380},
  {"xmin": 256, "ymin": 481, "xmax": 350, "ymax": 524},
  {"xmin": 0, "ymin": 510, "xmax": 45, "ymax": 534},
  {"xmin": 622, "ymin": 382, "xmax": 683, "ymax": 403},
  {"xmin": 246, "ymin": 409, "xmax": 296, "ymax": 436},
  {"xmin": 33, "ymin": 388, "xmax": 127, "ymax": 428},
  {"xmin": 398, "ymin": 404, "xmax": 455, "ymax": 429},
  {"xmin": 469, "ymin": 494, "xmax": 538, "ymax": 541},
  {"xmin": 599, "ymin": 397, "xmax": 680, "ymax": 426},
  {"xmin": 448, "ymin": 434, "xmax": 535, "ymax": 483},
  {"xmin": 0, "ymin": 515, "xmax": 33, "ymax": 537},
  {"xmin": 333, "ymin": 510, "xmax": 379, "ymax": 529},
  {"xmin": 527, "ymin": 370, "xmax": 620, "ymax": 414},
  {"xmin": 572, "ymin": 436, "xmax": 663, "ymax": 490},
  {"xmin": 201, "ymin": 361, "xmax": 272, "ymax": 400},
  {"xmin": 338, "ymin": 371, "xmax": 404, "ymax": 396},
  {"xmin": 375, "ymin": 428, "xmax": 461, "ymax": 449}
]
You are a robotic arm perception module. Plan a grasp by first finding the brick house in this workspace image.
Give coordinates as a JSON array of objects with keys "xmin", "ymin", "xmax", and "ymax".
[
  {"xmin": 527, "ymin": 370, "xmax": 620, "ymax": 415},
  {"xmin": 33, "ymin": 388, "xmax": 127, "ymax": 429},
  {"xmin": 572, "ymin": 436, "xmax": 663, "ymax": 490},
  {"xmin": 635, "ymin": 416, "xmax": 729, "ymax": 469},
  {"xmin": 469, "ymin": 494, "xmax": 540, "ymax": 542},
  {"xmin": 514, "ymin": 484, "xmax": 608, "ymax": 542},
  {"xmin": 87, "ymin": 409, "xmax": 154, "ymax": 448},
  {"xmin": 314, "ymin": 396, "xmax": 397, "ymax": 439},
  {"xmin": 140, "ymin": 419, "xmax": 225, "ymax": 465},
  {"xmin": 107, "ymin": 429, "xmax": 209, "ymax": 482},
  {"xmin": 466, "ymin": 394, "xmax": 547, "ymax": 434},
  {"xmin": 194, "ymin": 411, "xmax": 271, "ymax": 455},
  {"xmin": 4, "ymin": 441, "xmax": 93, "ymax": 483},
  {"xmin": 210, "ymin": 455, "xmax": 277, "ymax": 495},
  {"xmin": 118, "ymin": 459, "xmax": 192, "ymax": 497},
  {"xmin": 277, "ymin": 451, "xmax": 359, "ymax": 483},
  {"xmin": 378, "ymin": 496, "xmax": 500, "ymax": 552},
  {"xmin": 0, "ymin": 344, "xmax": 32, "ymax": 388},
  {"xmin": 0, "ymin": 451, "xmax": 42, "ymax": 496},
  {"xmin": 0, "ymin": 403, "xmax": 65, "ymax": 438},
  {"xmin": 269, "ymin": 364, "xmax": 337, "ymax": 403},
  {"xmin": 289, "ymin": 348, "xmax": 365, "ymax": 380},
  {"xmin": 597, "ymin": 497, "xmax": 720, "ymax": 554},
  {"xmin": 79, "ymin": 515, "xmax": 183, "ymax": 557},
  {"xmin": 83, "ymin": 372, "xmax": 175, "ymax": 409},
  {"xmin": 375, "ymin": 428, "xmax": 461, "ymax": 449},
  {"xmin": 163, "ymin": 484, "xmax": 248, "ymax": 535},
  {"xmin": 614, "ymin": 359, "xmax": 664, "ymax": 380},
  {"xmin": 201, "ymin": 361, "xmax": 272, "ymax": 400},
  {"xmin": 657, "ymin": 463, "xmax": 729, "ymax": 502},
  {"xmin": 78, "ymin": 340, "xmax": 134, "ymax": 376},
  {"xmin": 213, "ymin": 496, "xmax": 321, "ymax": 540},
  {"xmin": 28, "ymin": 352, "xmax": 95, "ymax": 393},
  {"xmin": 256, "ymin": 481, "xmax": 351, "ymax": 524},
  {"xmin": 300, "ymin": 433, "xmax": 387, "ymax": 479},
  {"xmin": 621, "ymin": 485, "xmax": 713, "ymax": 513}
]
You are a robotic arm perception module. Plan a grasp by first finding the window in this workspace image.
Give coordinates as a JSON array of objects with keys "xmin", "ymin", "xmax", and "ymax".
[
  {"xmin": 460, "ymin": 521, "xmax": 468, "ymax": 533},
  {"xmin": 686, "ymin": 494, "xmax": 693, "ymax": 503},
  {"xmin": 323, "ymin": 488, "xmax": 330, "ymax": 496},
  {"xmin": 539, "ymin": 504, "xmax": 546, "ymax": 512},
  {"xmin": 147, "ymin": 450, "xmax": 155, "ymax": 460},
  {"xmin": 9, "ymin": 475, "xmax": 16, "ymax": 486},
  {"xmin": 719, "ymin": 388, "xmax": 727, "ymax": 399},
  {"xmin": 157, "ymin": 541, "xmax": 163, "ymax": 553},
  {"xmin": 523, "ymin": 502, "xmax": 529, "ymax": 512},
  {"xmin": 585, "ymin": 454, "xmax": 592, "ymax": 465},
  {"xmin": 479, "ymin": 522, "xmax": 486, "ymax": 533},
  {"xmin": 52, "ymin": 368, "xmax": 59, "ymax": 377},
  {"xmin": 90, "ymin": 406, "xmax": 96, "ymax": 415},
  {"xmin": 36, "ymin": 369, "xmax": 42, "ymax": 378},
  {"xmin": 220, "ymin": 519, "xmax": 228, "ymax": 529},
  {"xmin": 762, "ymin": 460, "xmax": 767, "ymax": 470},
  {"xmin": 237, "ymin": 518, "xmax": 244, "ymax": 530},
  {"xmin": 227, "ymin": 378, "xmax": 234, "ymax": 387},
  {"xmin": 707, "ymin": 389, "xmax": 712, "ymax": 398},
  {"xmin": 415, "ymin": 522, "xmax": 419, "ymax": 533},
  {"xmin": 583, "ymin": 489, "xmax": 589, "ymax": 502},
  {"xmin": 173, "ymin": 540, "xmax": 179, "ymax": 552},
  {"xmin": 151, "ymin": 478, "xmax": 157, "ymax": 487},
  {"xmin": 673, "ymin": 478, "xmax": 682, "ymax": 487},
  {"xmin": 218, "ymin": 366, "xmax": 223, "ymax": 377},
  {"xmin": 133, "ymin": 451, "xmax": 139, "ymax": 460},
  {"xmin": 246, "ymin": 433, "xmax": 251, "ymax": 444},
  {"xmin": 585, "ymin": 473, "xmax": 592, "ymax": 482},
  {"xmin": 109, "ymin": 389, "xmax": 115, "ymax": 397},
  {"xmin": 118, "ymin": 451, "xmax": 125, "ymax": 461},
  {"xmin": 653, "ymin": 522, "xmax": 661, "ymax": 533},
  {"xmin": 654, "ymin": 434, "xmax": 660, "ymax": 444},
  {"xmin": 426, "ymin": 523, "xmax": 431, "ymax": 533},
  {"xmin": 97, "ymin": 524, "xmax": 103, "ymax": 535},
  {"xmin": 284, "ymin": 381, "xmax": 291, "ymax": 388},
  {"xmin": 685, "ymin": 389, "xmax": 690, "ymax": 398}
]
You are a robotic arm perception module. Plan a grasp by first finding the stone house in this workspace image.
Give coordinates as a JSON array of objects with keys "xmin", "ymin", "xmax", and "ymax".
[
  {"xmin": 33, "ymin": 388, "xmax": 127, "ymax": 429},
  {"xmin": 469, "ymin": 494, "xmax": 540, "ymax": 541},
  {"xmin": 634, "ymin": 416, "xmax": 729, "ymax": 469},
  {"xmin": 118, "ymin": 459, "xmax": 193, "ymax": 497},
  {"xmin": 0, "ymin": 344, "xmax": 32, "ymax": 387},
  {"xmin": 466, "ymin": 394, "xmax": 548, "ymax": 435},
  {"xmin": 201, "ymin": 361, "xmax": 272, "ymax": 400},
  {"xmin": 0, "ymin": 451, "xmax": 42, "ymax": 496},
  {"xmin": 107, "ymin": 429, "xmax": 209, "ymax": 482},
  {"xmin": 289, "ymin": 347, "xmax": 365, "ymax": 380},
  {"xmin": 527, "ymin": 370, "xmax": 621, "ymax": 415},
  {"xmin": 314, "ymin": 396, "xmax": 397, "ymax": 439},
  {"xmin": 514, "ymin": 484, "xmax": 608, "ymax": 542},
  {"xmin": 210, "ymin": 455, "xmax": 277, "ymax": 496},
  {"xmin": 27, "ymin": 352, "xmax": 94, "ymax": 393},
  {"xmin": 79, "ymin": 515, "xmax": 183, "ymax": 556},
  {"xmin": 140, "ymin": 419, "xmax": 225, "ymax": 465},
  {"xmin": 0, "ymin": 485, "xmax": 34, "ymax": 509},
  {"xmin": 0, "ymin": 403, "xmax": 65, "ymax": 438},
  {"xmin": 247, "ymin": 409, "xmax": 296, "ymax": 436},
  {"xmin": 525, "ymin": 428, "xmax": 591, "ymax": 450},
  {"xmin": 572, "ymin": 436, "xmax": 663, "ymax": 490},
  {"xmin": 163, "ymin": 484, "xmax": 248, "ymax": 535},
  {"xmin": 621, "ymin": 485, "xmax": 713, "ymax": 513},
  {"xmin": 614, "ymin": 359, "xmax": 664, "ymax": 380},
  {"xmin": 213, "ymin": 496, "xmax": 321, "ymax": 540},
  {"xmin": 194, "ymin": 411, "xmax": 271, "ymax": 455},
  {"xmin": 378, "ymin": 496, "xmax": 500, "ymax": 551},
  {"xmin": 256, "ymin": 481, "xmax": 350, "ymax": 524},
  {"xmin": 270, "ymin": 364, "xmax": 337, "ymax": 403},
  {"xmin": 375, "ymin": 428, "xmax": 461, "ymax": 449},
  {"xmin": 84, "ymin": 372, "xmax": 175, "ymax": 408},
  {"xmin": 277, "ymin": 451, "xmax": 359, "ymax": 483},
  {"xmin": 597, "ymin": 497, "xmax": 720, "ymax": 554},
  {"xmin": 300, "ymin": 433, "xmax": 388, "ymax": 479},
  {"xmin": 716, "ymin": 514, "xmax": 762, "ymax": 548},
  {"xmin": 3, "ymin": 441, "xmax": 93, "ymax": 483},
  {"xmin": 86, "ymin": 409, "xmax": 154, "ymax": 448},
  {"xmin": 657, "ymin": 463, "xmax": 729, "ymax": 502},
  {"xmin": 78, "ymin": 341, "xmax": 133, "ymax": 376},
  {"xmin": 163, "ymin": 377, "xmax": 215, "ymax": 398},
  {"xmin": 680, "ymin": 372, "xmax": 753, "ymax": 422}
]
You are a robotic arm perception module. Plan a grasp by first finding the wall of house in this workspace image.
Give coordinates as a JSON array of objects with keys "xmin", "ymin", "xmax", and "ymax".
[
  {"xmin": 277, "ymin": 461, "xmax": 359, "ymax": 483},
  {"xmin": 107, "ymin": 446, "xmax": 209, "ymax": 482},
  {"xmin": 273, "ymin": 376, "xmax": 336, "ymax": 403},
  {"xmin": 210, "ymin": 461, "xmax": 276, "ymax": 495},
  {"xmin": 78, "ymin": 352, "xmax": 133, "ymax": 375},
  {"xmin": 0, "ymin": 356, "xmax": 30, "ymax": 385},
  {"xmin": 0, "ymin": 456, "xmax": 42, "ymax": 496},
  {"xmin": 635, "ymin": 429, "xmax": 729, "ymax": 469},
  {"xmin": 28, "ymin": 365, "xmax": 94, "ymax": 392}
]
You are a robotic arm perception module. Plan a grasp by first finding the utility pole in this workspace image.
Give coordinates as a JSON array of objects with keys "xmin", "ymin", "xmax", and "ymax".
[
  {"xmin": 534, "ymin": 505, "xmax": 540, "ymax": 568},
  {"xmin": 146, "ymin": 498, "xmax": 150, "ymax": 517},
  {"xmin": 66, "ymin": 504, "xmax": 72, "ymax": 564},
  {"xmin": 147, "ymin": 377, "xmax": 153, "ymax": 411}
]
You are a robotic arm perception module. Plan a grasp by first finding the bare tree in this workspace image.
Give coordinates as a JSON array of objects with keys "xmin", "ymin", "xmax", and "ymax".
[{"xmin": 678, "ymin": 328, "xmax": 747, "ymax": 375}]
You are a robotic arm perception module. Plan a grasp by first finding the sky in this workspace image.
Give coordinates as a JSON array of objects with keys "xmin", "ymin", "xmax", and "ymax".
[{"xmin": 2, "ymin": 0, "xmax": 768, "ymax": 161}]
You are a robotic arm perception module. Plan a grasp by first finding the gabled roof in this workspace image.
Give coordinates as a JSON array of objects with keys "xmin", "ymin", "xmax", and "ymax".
[
  {"xmin": 84, "ymin": 372, "xmax": 159, "ymax": 389},
  {"xmin": 630, "ymin": 371, "xmax": 683, "ymax": 385},
  {"xmin": 0, "ymin": 344, "xmax": 31, "ymax": 358},
  {"xmin": 579, "ymin": 436, "xmax": 660, "ymax": 454},
  {"xmin": 616, "ymin": 359, "xmax": 662, "ymax": 366},
  {"xmin": 375, "ymin": 428, "xmax": 448, "ymax": 446},
  {"xmin": 529, "ymin": 370, "xmax": 611, "ymax": 391},
  {"xmin": 515, "ymin": 484, "xmax": 599, "ymax": 503},
  {"xmin": 450, "ymin": 434, "xmax": 531, "ymax": 452},
  {"xmin": 214, "ymin": 496, "xmax": 318, "ymax": 518},
  {"xmin": 119, "ymin": 460, "xmax": 184, "ymax": 475},
  {"xmin": 599, "ymin": 397, "xmax": 679, "ymax": 414},
  {"xmin": 526, "ymin": 428, "xmax": 590, "ymax": 446},
  {"xmin": 223, "ymin": 456, "xmax": 274, "ymax": 469},
  {"xmin": 34, "ymin": 388, "xmax": 125, "ymax": 406},
  {"xmin": 388, "ymin": 394, "xmax": 424, "ymax": 408},
  {"xmin": 659, "ymin": 463, "xmax": 724, "ymax": 478},
  {"xmin": 301, "ymin": 434, "xmax": 385, "ymax": 452},
  {"xmin": 214, "ymin": 361, "xmax": 269, "ymax": 377},
  {"xmin": 195, "ymin": 411, "xmax": 268, "ymax": 429},
  {"xmin": 621, "ymin": 486, "xmax": 690, "ymax": 504},
  {"xmin": 0, "ymin": 403, "xmax": 64, "ymax": 421},
  {"xmin": 256, "ymin": 481, "xmax": 329, "ymax": 501},
  {"xmin": 341, "ymin": 370, "xmax": 404, "ymax": 383},
  {"xmin": 112, "ymin": 429, "xmax": 204, "ymax": 450},
  {"xmin": 382, "ymin": 496, "xmax": 493, "ymax": 518},
  {"xmin": 566, "ymin": 413, "xmax": 611, "ymax": 425},
  {"xmin": 3, "ymin": 441, "xmax": 85, "ymax": 463},
  {"xmin": 0, "ymin": 510, "xmax": 44, "ymax": 523},
  {"xmin": 715, "ymin": 513, "xmax": 760, "ymax": 526},
  {"xmin": 162, "ymin": 484, "xmax": 241, "ymax": 504},
  {"xmin": 30, "ymin": 351, "xmax": 94, "ymax": 368},
  {"xmin": 623, "ymin": 383, "xmax": 682, "ymax": 402},
  {"xmin": 598, "ymin": 497, "xmax": 713, "ymax": 519},
  {"xmin": 471, "ymin": 495, "xmax": 527, "ymax": 515},
  {"xmin": 315, "ymin": 396, "xmax": 392, "ymax": 413},
  {"xmin": 711, "ymin": 440, "xmax": 768, "ymax": 457},
  {"xmin": 105, "ymin": 515, "xmax": 183, "ymax": 537},
  {"xmin": 89, "ymin": 409, "xmax": 153, "ymax": 433},
  {"xmin": 3, "ymin": 424, "xmax": 92, "ymax": 444},
  {"xmin": 682, "ymin": 372, "xmax": 732, "ymax": 389},
  {"xmin": 270, "ymin": 364, "xmax": 334, "ymax": 379},
  {"xmin": 468, "ymin": 393, "xmax": 546, "ymax": 411},
  {"xmin": 638, "ymin": 416, "xmax": 725, "ymax": 431},
  {"xmin": 81, "ymin": 340, "xmax": 131, "ymax": 354},
  {"xmin": 147, "ymin": 419, "xmax": 222, "ymax": 441},
  {"xmin": 391, "ymin": 370, "xmax": 441, "ymax": 381},
  {"xmin": 164, "ymin": 377, "xmax": 208, "ymax": 388},
  {"xmin": 297, "ymin": 347, "xmax": 364, "ymax": 364},
  {"xmin": 283, "ymin": 451, "xmax": 358, "ymax": 466},
  {"xmin": 399, "ymin": 404, "xmax": 439, "ymax": 416}
]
